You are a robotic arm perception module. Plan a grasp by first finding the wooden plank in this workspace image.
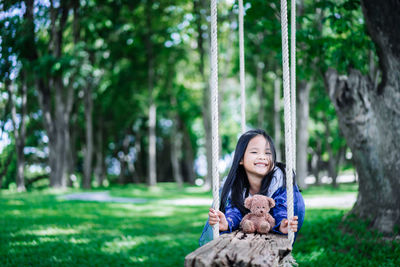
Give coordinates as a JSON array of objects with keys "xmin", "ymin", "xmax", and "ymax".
[{"xmin": 185, "ymin": 231, "xmax": 296, "ymax": 267}]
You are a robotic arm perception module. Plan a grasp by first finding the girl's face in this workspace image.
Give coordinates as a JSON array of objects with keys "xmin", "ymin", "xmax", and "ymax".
[{"xmin": 240, "ymin": 135, "xmax": 274, "ymax": 178}]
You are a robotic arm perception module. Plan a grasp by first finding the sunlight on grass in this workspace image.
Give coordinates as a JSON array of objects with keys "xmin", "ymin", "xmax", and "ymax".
[
  {"xmin": 5, "ymin": 200, "xmax": 25, "ymax": 206},
  {"xmin": 129, "ymin": 255, "xmax": 149, "ymax": 264},
  {"xmin": 16, "ymin": 227, "xmax": 79, "ymax": 236},
  {"xmin": 102, "ymin": 235, "xmax": 141, "ymax": 253}
]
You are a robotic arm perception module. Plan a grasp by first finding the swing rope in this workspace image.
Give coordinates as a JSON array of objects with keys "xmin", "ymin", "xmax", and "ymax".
[
  {"xmin": 290, "ymin": 0, "xmax": 297, "ymax": 172},
  {"xmin": 209, "ymin": 0, "xmax": 296, "ymax": 244},
  {"xmin": 239, "ymin": 0, "xmax": 246, "ymax": 133},
  {"xmin": 281, "ymin": 0, "xmax": 295, "ymax": 244},
  {"xmin": 210, "ymin": 0, "xmax": 220, "ymax": 240}
]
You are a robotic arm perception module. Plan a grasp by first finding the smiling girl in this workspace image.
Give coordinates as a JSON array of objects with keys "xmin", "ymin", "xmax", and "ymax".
[{"xmin": 199, "ymin": 129, "xmax": 305, "ymax": 246}]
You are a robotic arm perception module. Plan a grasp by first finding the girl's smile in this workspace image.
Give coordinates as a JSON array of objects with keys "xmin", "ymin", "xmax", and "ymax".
[{"xmin": 240, "ymin": 135, "xmax": 274, "ymax": 179}]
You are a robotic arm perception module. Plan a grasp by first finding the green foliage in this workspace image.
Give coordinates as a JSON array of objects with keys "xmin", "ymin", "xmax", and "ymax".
[
  {"xmin": 0, "ymin": 142, "xmax": 17, "ymax": 189},
  {"xmin": 0, "ymin": 0, "xmax": 384, "ymax": 186}
]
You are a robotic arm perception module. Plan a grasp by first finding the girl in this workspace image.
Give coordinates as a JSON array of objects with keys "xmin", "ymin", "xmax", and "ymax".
[{"xmin": 199, "ymin": 129, "xmax": 305, "ymax": 246}]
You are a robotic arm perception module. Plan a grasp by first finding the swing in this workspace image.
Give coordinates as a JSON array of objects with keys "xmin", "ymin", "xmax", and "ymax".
[{"xmin": 185, "ymin": 0, "xmax": 297, "ymax": 265}]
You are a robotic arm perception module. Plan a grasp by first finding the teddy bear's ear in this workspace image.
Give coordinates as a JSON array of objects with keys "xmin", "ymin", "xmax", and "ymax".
[
  {"xmin": 268, "ymin": 197, "xmax": 275, "ymax": 208},
  {"xmin": 244, "ymin": 196, "xmax": 253, "ymax": 209}
]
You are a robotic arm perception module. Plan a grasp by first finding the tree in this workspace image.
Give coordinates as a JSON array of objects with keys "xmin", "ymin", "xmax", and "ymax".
[{"xmin": 325, "ymin": 0, "xmax": 400, "ymax": 234}]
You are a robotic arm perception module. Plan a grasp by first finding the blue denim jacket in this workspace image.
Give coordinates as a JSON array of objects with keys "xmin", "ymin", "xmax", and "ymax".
[{"xmin": 199, "ymin": 185, "xmax": 305, "ymax": 247}]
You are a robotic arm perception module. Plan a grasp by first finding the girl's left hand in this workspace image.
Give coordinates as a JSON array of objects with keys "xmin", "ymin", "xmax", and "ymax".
[{"xmin": 279, "ymin": 216, "xmax": 298, "ymax": 234}]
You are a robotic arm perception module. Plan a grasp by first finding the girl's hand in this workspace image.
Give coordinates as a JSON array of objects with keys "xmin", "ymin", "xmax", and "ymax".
[
  {"xmin": 208, "ymin": 208, "xmax": 229, "ymax": 231},
  {"xmin": 279, "ymin": 216, "xmax": 298, "ymax": 234}
]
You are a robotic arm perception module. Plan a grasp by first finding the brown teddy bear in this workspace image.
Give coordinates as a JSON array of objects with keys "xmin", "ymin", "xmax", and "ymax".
[{"xmin": 240, "ymin": 194, "xmax": 276, "ymax": 234}]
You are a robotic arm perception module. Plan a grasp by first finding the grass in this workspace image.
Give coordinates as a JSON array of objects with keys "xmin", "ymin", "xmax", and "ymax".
[{"xmin": 0, "ymin": 183, "xmax": 399, "ymax": 266}]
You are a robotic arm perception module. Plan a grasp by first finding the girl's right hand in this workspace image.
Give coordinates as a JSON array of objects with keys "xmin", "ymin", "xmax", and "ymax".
[{"xmin": 208, "ymin": 208, "xmax": 229, "ymax": 231}]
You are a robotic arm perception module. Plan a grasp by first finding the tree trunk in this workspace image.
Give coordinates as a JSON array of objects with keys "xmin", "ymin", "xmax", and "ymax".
[
  {"xmin": 183, "ymin": 125, "xmax": 196, "ymax": 184},
  {"xmin": 256, "ymin": 62, "xmax": 265, "ymax": 129},
  {"xmin": 274, "ymin": 78, "xmax": 282, "ymax": 162},
  {"xmin": 323, "ymin": 116, "xmax": 337, "ymax": 188},
  {"xmin": 66, "ymin": 112, "xmax": 77, "ymax": 187},
  {"xmin": 296, "ymin": 81, "xmax": 311, "ymax": 189},
  {"xmin": 194, "ymin": 0, "xmax": 212, "ymax": 188},
  {"xmin": 0, "ymin": 152, "xmax": 14, "ymax": 189},
  {"xmin": 6, "ymin": 76, "xmax": 27, "ymax": 192},
  {"xmin": 25, "ymin": 0, "xmax": 72, "ymax": 188},
  {"xmin": 83, "ymin": 83, "xmax": 93, "ymax": 189},
  {"xmin": 119, "ymin": 133, "xmax": 131, "ymax": 184},
  {"xmin": 145, "ymin": 0, "xmax": 157, "ymax": 187},
  {"xmin": 133, "ymin": 130, "xmax": 144, "ymax": 183},
  {"xmin": 170, "ymin": 113, "xmax": 184, "ymax": 187},
  {"xmin": 94, "ymin": 124, "xmax": 106, "ymax": 186},
  {"xmin": 324, "ymin": 0, "xmax": 400, "ymax": 234},
  {"xmin": 310, "ymin": 147, "xmax": 321, "ymax": 185}
]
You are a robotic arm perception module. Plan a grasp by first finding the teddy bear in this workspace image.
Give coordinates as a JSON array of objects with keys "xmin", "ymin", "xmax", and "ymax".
[{"xmin": 240, "ymin": 194, "xmax": 276, "ymax": 234}]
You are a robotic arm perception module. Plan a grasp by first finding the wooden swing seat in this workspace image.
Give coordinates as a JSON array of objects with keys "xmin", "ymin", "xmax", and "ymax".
[{"xmin": 185, "ymin": 231, "xmax": 296, "ymax": 267}]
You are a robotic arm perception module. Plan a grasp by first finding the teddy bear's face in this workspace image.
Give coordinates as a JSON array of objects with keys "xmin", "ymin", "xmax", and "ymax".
[{"xmin": 244, "ymin": 195, "xmax": 275, "ymax": 217}]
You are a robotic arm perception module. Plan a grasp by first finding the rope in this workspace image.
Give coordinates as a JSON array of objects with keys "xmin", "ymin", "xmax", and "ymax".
[
  {"xmin": 280, "ymin": 0, "xmax": 295, "ymax": 244},
  {"xmin": 210, "ymin": 0, "xmax": 220, "ymax": 240},
  {"xmin": 239, "ymin": 0, "xmax": 246, "ymax": 133},
  {"xmin": 290, "ymin": 0, "xmax": 296, "ymax": 171}
]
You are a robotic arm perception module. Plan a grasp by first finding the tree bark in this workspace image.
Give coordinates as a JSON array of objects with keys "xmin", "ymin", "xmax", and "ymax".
[
  {"xmin": 274, "ymin": 78, "xmax": 282, "ymax": 162},
  {"xmin": 324, "ymin": 0, "xmax": 400, "ymax": 235},
  {"xmin": 296, "ymin": 81, "xmax": 311, "ymax": 189}
]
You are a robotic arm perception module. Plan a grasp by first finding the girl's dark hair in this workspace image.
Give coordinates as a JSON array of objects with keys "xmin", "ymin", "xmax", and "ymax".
[{"xmin": 219, "ymin": 129, "xmax": 294, "ymax": 215}]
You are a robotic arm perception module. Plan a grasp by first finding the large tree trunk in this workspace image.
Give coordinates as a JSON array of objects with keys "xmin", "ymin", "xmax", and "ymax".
[
  {"xmin": 296, "ymin": 81, "xmax": 311, "ymax": 189},
  {"xmin": 25, "ymin": 0, "xmax": 72, "ymax": 188},
  {"xmin": 274, "ymin": 78, "xmax": 282, "ymax": 162},
  {"xmin": 324, "ymin": 0, "xmax": 400, "ymax": 235}
]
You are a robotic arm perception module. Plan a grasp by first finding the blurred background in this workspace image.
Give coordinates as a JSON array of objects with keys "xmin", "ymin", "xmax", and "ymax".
[
  {"xmin": 0, "ymin": 0, "xmax": 367, "ymax": 191},
  {"xmin": 1, "ymin": 0, "xmax": 399, "ymax": 266}
]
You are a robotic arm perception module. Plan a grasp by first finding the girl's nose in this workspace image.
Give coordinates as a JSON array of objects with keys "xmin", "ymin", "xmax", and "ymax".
[{"xmin": 258, "ymin": 154, "xmax": 266, "ymax": 160}]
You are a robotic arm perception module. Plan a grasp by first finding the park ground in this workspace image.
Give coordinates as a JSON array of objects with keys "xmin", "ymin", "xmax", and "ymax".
[{"xmin": 1, "ymin": 182, "xmax": 399, "ymax": 266}]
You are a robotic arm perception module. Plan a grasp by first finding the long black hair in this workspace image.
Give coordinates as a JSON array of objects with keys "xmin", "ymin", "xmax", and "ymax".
[{"xmin": 219, "ymin": 129, "xmax": 292, "ymax": 215}]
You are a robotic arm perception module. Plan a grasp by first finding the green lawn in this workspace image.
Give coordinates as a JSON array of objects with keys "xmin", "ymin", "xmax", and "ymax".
[{"xmin": 1, "ymin": 183, "xmax": 399, "ymax": 266}]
